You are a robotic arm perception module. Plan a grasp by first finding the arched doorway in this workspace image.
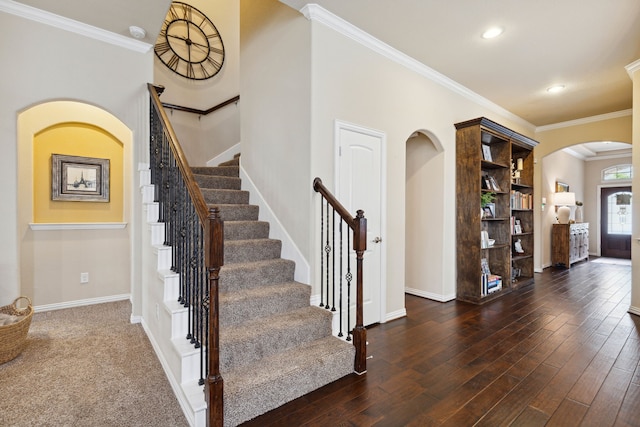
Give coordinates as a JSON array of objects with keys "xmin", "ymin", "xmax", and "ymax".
[
  {"xmin": 540, "ymin": 141, "xmax": 632, "ymax": 266},
  {"xmin": 404, "ymin": 130, "xmax": 452, "ymax": 301},
  {"xmin": 17, "ymin": 101, "xmax": 134, "ymax": 308}
]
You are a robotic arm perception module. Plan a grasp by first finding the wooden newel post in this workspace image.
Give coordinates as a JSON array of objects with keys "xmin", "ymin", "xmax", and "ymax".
[
  {"xmin": 205, "ymin": 207, "xmax": 224, "ymax": 427},
  {"xmin": 352, "ymin": 210, "xmax": 367, "ymax": 374}
]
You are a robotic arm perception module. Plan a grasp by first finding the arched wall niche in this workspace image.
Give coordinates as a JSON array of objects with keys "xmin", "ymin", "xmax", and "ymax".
[
  {"xmin": 404, "ymin": 129, "xmax": 454, "ymax": 301},
  {"xmin": 16, "ymin": 100, "xmax": 133, "ymax": 307}
]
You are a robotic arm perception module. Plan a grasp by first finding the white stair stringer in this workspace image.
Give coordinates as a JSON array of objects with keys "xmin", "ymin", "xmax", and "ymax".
[{"xmin": 140, "ymin": 172, "xmax": 207, "ymax": 427}]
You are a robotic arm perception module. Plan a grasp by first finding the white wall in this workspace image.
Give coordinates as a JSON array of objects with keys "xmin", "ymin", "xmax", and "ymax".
[
  {"xmin": 540, "ymin": 150, "xmax": 585, "ymax": 267},
  {"xmin": 154, "ymin": 0, "xmax": 241, "ymax": 166},
  {"xmin": 405, "ymin": 133, "xmax": 450, "ymax": 301},
  {"xmin": 240, "ymin": 0, "xmax": 312, "ymax": 259},
  {"xmin": 0, "ymin": 11, "xmax": 153, "ymax": 308}
]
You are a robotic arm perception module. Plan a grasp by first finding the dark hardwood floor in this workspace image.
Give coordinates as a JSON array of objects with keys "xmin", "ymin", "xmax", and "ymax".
[{"xmin": 242, "ymin": 258, "xmax": 640, "ymax": 427}]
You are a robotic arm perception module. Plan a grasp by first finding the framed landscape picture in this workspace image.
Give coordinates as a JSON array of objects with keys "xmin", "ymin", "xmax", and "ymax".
[{"xmin": 51, "ymin": 154, "xmax": 110, "ymax": 202}]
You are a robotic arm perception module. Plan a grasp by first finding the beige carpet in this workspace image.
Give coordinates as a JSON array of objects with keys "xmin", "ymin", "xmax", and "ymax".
[{"xmin": 0, "ymin": 300, "xmax": 188, "ymax": 427}]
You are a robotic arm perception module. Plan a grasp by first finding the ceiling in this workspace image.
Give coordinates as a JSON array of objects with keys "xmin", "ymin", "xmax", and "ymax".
[{"xmin": 8, "ymin": 0, "xmax": 640, "ymax": 154}]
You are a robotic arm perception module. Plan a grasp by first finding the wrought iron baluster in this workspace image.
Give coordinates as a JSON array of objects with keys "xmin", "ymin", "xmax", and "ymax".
[
  {"xmin": 320, "ymin": 199, "xmax": 324, "ymax": 308},
  {"xmin": 346, "ymin": 231, "xmax": 352, "ymax": 342},
  {"xmin": 324, "ymin": 202, "xmax": 331, "ymax": 310},
  {"xmin": 338, "ymin": 218, "xmax": 344, "ymax": 337}
]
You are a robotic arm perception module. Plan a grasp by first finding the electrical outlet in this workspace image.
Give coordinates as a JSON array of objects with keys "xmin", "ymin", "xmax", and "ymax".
[{"xmin": 80, "ymin": 272, "xmax": 89, "ymax": 283}]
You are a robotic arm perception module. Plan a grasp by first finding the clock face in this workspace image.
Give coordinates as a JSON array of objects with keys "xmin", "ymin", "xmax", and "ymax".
[{"xmin": 154, "ymin": 1, "xmax": 225, "ymax": 80}]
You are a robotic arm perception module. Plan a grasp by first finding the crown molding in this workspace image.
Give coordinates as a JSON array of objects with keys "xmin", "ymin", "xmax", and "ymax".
[
  {"xmin": 536, "ymin": 109, "xmax": 632, "ymax": 132},
  {"xmin": 299, "ymin": 4, "xmax": 534, "ymax": 132},
  {"xmin": 625, "ymin": 58, "xmax": 640, "ymax": 78},
  {"xmin": 0, "ymin": 0, "xmax": 152, "ymax": 53}
]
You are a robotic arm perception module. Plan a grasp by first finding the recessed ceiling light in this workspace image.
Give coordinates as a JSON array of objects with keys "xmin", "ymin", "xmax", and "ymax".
[
  {"xmin": 547, "ymin": 84, "xmax": 566, "ymax": 93},
  {"xmin": 482, "ymin": 27, "xmax": 504, "ymax": 39}
]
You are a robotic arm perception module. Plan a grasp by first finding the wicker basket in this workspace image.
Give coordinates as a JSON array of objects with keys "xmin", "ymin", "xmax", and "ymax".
[{"xmin": 0, "ymin": 296, "xmax": 33, "ymax": 364}]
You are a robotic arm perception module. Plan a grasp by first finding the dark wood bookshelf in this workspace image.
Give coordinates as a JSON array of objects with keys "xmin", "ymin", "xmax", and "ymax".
[{"xmin": 455, "ymin": 117, "xmax": 539, "ymax": 303}]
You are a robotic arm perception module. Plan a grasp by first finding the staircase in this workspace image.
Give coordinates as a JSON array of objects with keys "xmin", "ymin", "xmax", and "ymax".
[{"xmin": 142, "ymin": 156, "xmax": 355, "ymax": 427}]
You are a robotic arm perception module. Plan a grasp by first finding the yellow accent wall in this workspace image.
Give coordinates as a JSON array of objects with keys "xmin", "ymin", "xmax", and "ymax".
[{"xmin": 33, "ymin": 122, "xmax": 123, "ymax": 223}]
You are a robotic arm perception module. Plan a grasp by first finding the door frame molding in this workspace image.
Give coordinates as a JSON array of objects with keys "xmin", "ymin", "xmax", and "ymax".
[
  {"xmin": 597, "ymin": 183, "xmax": 632, "ymax": 258},
  {"xmin": 596, "ymin": 183, "xmax": 632, "ymax": 257},
  {"xmin": 334, "ymin": 119, "xmax": 387, "ymax": 324}
]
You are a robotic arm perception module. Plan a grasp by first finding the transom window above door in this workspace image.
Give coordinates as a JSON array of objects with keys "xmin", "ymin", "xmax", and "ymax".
[{"xmin": 602, "ymin": 164, "xmax": 632, "ymax": 181}]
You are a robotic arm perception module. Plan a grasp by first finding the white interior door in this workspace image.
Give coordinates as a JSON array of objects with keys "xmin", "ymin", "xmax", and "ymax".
[{"xmin": 336, "ymin": 121, "xmax": 384, "ymax": 326}]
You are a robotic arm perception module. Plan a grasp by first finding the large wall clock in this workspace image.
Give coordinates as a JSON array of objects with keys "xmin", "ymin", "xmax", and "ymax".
[{"xmin": 154, "ymin": 1, "xmax": 225, "ymax": 80}]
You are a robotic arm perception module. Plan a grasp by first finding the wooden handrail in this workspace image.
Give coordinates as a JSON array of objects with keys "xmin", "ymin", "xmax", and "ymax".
[
  {"xmin": 148, "ymin": 83, "xmax": 209, "ymax": 223},
  {"xmin": 313, "ymin": 177, "xmax": 367, "ymax": 373},
  {"xmin": 162, "ymin": 95, "xmax": 240, "ymax": 116},
  {"xmin": 148, "ymin": 83, "xmax": 224, "ymax": 427},
  {"xmin": 313, "ymin": 178, "xmax": 357, "ymax": 230}
]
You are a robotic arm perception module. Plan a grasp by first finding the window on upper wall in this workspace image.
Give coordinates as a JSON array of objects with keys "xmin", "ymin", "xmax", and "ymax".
[{"xmin": 602, "ymin": 164, "xmax": 632, "ymax": 181}]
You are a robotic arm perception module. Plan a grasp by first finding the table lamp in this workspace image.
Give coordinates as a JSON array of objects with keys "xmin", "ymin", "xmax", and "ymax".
[{"xmin": 554, "ymin": 192, "xmax": 575, "ymax": 224}]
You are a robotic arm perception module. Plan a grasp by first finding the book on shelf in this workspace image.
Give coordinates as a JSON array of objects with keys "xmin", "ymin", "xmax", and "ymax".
[
  {"xmin": 510, "ymin": 190, "xmax": 532, "ymax": 210},
  {"xmin": 481, "ymin": 273, "xmax": 502, "ymax": 296}
]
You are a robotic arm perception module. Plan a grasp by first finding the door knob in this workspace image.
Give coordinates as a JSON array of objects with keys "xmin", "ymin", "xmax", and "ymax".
[{"xmin": 373, "ymin": 237, "xmax": 382, "ymax": 243}]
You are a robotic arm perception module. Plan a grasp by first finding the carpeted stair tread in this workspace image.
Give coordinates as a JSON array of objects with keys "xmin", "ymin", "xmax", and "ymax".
[
  {"xmin": 201, "ymin": 188, "xmax": 249, "ymax": 205},
  {"xmin": 219, "ymin": 306, "xmax": 332, "ymax": 372},
  {"xmin": 223, "ymin": 336, "xmax": 355, "ymax": 426},
  {"xmin": 218, "ymin": 156, "xmax": 240, "ymax": 167},
  {"xmin": 224, "ymin": 238, "xmax": 282, "ymax": 264},
  {"xmin": 191, "ymin": 165, "xmax": 239, "ymax": 177},
  {"xmin": 224, "ymin": 220, "xmax": 270, "ymax": 240},
  {"xmin": 212, "ymin": 204, "xmax": 259, "ymax": 221},
  {"xmin": 219, "ymin": 281, "xmax": 310, "ymax": 326},
  {"xmin": 193, "ymin": 174, "xmax": 241, "ymax": 190},
  {"xmin": 219, "ymin": 259, "xmax": 295, "ymax": 292}
]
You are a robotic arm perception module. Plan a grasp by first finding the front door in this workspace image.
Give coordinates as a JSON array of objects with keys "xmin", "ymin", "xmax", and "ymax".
[
  {"xmin": 600, "ymin": 186, "xmax": 632, "ymax": 259},
  {"xmin": 336, "ymin": 121, "xmax": 384, "ymax": 326}
]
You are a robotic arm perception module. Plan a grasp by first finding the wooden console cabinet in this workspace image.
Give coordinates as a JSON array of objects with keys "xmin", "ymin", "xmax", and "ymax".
[{"xmin": 552, "ymin": 223, "xmax": 589, "ymax": 268}]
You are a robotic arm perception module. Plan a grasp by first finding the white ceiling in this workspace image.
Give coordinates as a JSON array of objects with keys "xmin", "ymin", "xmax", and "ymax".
[{"xmin": 7, "ymin": 0, "xmax": 640, "ymax": 156}]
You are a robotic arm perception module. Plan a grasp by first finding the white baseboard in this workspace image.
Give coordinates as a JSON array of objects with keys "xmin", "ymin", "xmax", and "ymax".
[
  {"xmin": 33, "ymin": 294, "xmax": 130, "ymax": 313},
  {"xmin": 240, "ymin": 165, "xmax": 310, "ymax": 284},
  {"xmin": 385, "ymin": 308, "xmax": 406, "ymax": 322},
  {"xmin": 405, "ymin": 287, "xmax": 456, "ymax": 302},
  {"xmin": 629, "ymin": 306, "xmax": 640, "ymax": 317},
  {"xmin": 206, "ymin": 142, "xmax": 241, "ymax": 167}
]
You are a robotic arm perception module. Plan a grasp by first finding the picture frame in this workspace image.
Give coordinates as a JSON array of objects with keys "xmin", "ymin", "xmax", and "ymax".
[
  {"xmin": 483, "ymin": 203, "xmax": 496, "ymax": 219},
  {"xmin": 481, "ymin": 144, "xmax": 493, "ymax": 162},
  {"xmin": 51, "ymin": 154, "xmax": 110, "ymax": 202},
  {"xmin": 488, "ymin": 175, "xmax": 501, "ymax": 192},
  {"xmin": 556, "ymin": 181, "xmax": 569, "ymax": 193}
]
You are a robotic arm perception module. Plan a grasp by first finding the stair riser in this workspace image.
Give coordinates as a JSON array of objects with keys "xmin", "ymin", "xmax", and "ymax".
[
  {"xmin": 222, "ymin": 337, "xmax": 355, "ymax": 427},
  {"xmin": 220, "ymin": 308, "xmax": 332, "ymax": 372},
  {"xmin": 201, "ymin": 189, "xmax": 249, "ymax": 205},
  {"xmin": 224, "ymin": 240, "xmax": 282, "ymax": 264},
  {"xmin": 220, "ymin": 284, "xmax": 310, "ymax": 326},
  {"xmin": 224, "ymin": 221, "xmax": 270, "ymax": 240},
  {"xmin": 215, "ymin": 204, "xmax": 259, "ymax": 221},
  {"xmin": 219, "ymin": 260, "xmax": 296, "ymax": 292},
  {"xmin": 191, "ymin": 166, "xmax": 239, "ymax": 177},
  {"xmin": 194, "ymin": 175, "xmax": 241, "ymax": 190}
]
